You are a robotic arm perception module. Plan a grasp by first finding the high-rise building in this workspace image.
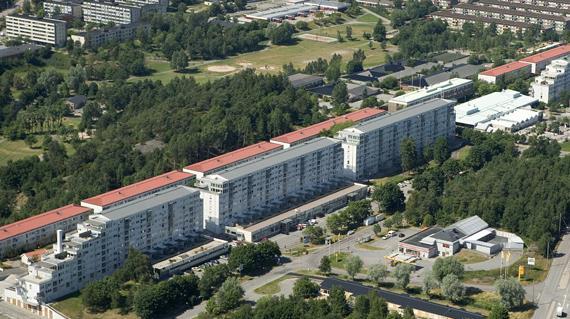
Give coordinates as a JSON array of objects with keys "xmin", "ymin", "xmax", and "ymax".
[
  {"xmin": 5, "ymin": 15, "xmax": 67, "ymax": 47},
  {"xmin": 43, "ymin": 0, "xmax": 82, "ymax": 18},
  {"xmin": 81, "ymin": 0, "xmax": 141, "ymax": 25},
  {"xmin": 532, "ymin": 57, "xmax": 570, "ymax": 103}
]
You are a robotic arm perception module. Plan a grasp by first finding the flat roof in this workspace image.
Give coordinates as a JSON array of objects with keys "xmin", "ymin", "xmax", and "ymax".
[
  {"xmin": 478, "ymin": 61, "xmax": 530, "ymax": 77},
  {"xmin": 101, "ymin": 186, "xmax": 199, "ymax": 221},
  {"xmin": 455, "ymin": 3, "xmax": 570, "ymax": 22},
  {"xmin": 345, "ymin": 99, "xmax": 454, "ymax": 134},
  {"xmin": 270, "ymin": 108, "xmax": 385, "ymax": 144},
  {"xmin": 390, "ymin": 78, "xmax": 472, "ymax": 104},
  {"xmin": 520, "ymin": 44, "xmax": 570, "ymax": 64},
  {"xmin": 7, "ymin": 14, "xmax": 66, "ymax": 24},
  {"xmin": 184, "ymin": 142, "xmax": 282, "ymax": 174},
  {"xmin": 476, "ymin": 0, "xmax": 570, "ymax": 16},
  {"xmin": 152, "ymin": 239, "xmax": 228, "ymax": 270},
  {"xmin": 205, "ymin": 137, "xmax": 340, "ymax": 181},
  {"xmin": 81, "ymin": 170, "xmax": 194, "ymax": 208},
  {"xmin": 0, "ymin": 44, "xmax": 42, "ymax": 59},
  {"xmin": 0, "ymin": 205, "xmax": 91, "ymax": 241},
  {"xmin": 243, "ymin": 183, "xmax": 367, "ymax": 233},
  {"xmin": 400, "ymin": 226, "xmax": 442, "ymax": 249},
  {"xmin": 321, "ymin": 278, "xmax": 485, "ymax": 319}
]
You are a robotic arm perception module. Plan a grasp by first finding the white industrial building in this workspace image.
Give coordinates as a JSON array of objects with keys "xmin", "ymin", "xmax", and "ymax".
[
  {"xmin": 82, "ymin": 0, "xmax": 141, "ymax": 25},
  {"xmin": 5, "ymin": 15, "xmax": 67, "ymax": 47},
  {"xmin": 455, "ymin": 89, "xmax": 541, "ymax": 132},
  {"xmin": 532, "ymin": 57, "xmax": 570, "ymax": 104},
  {"xmin": 337, "ymin": 99, "xmax": 456, "ymax": 180},
  {"xmin": 387, "ymin": 78, "xmax": 473, "ymax": 111},
  {"xmin": 5, "ymin": 186, "xmax": 203, "ymax": 307},
  {"xmin": 200, "ymin": 137, "xmax": 344, "ymax": 233}
]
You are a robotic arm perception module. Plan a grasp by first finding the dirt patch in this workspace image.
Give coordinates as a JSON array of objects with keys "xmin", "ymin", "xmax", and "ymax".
[
  {"xmin": 207, "ymin": 65, "xmax": 237, "ymax": 73},
  {"xmin": 297, "ymin": 33, "xmax": 337, "ymax": 43},
  {"xmin": 331, "ymin": 50, "xmax": 352, "ymax": 56},
  {"xmin": 238, "ymin": 62, "xmax": 254, "ymax": 69}
]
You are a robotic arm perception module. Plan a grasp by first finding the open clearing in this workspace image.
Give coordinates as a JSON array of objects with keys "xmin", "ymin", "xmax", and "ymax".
[
  {"xmin": 297, "ymin": 33, "xmax": 337, "ymax": 43},
  {"xmin": 207, "ymin": 65, "xmax": 237, "ymax": 72},
  {"xmin": 0, "ymin": 138, "xmax": 42, "ymax": 166}
]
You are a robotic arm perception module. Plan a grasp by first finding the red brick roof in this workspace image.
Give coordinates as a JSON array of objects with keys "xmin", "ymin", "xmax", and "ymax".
[
  {"xmin": 479, "ymin": 61, "xmax": 530, "ymax": 77},
  {"xmin": 23, "ymin": 248, "xmax": 49, "ymax": 258},
  {"xmin": 270, "ymin": 108, "xmax": 385, "ymax": 144},
  {"xmin": 81, "ymin": 170, "xmax": 194, "ymax": 208},
  {"xmin": 0, "ymin": 205, "xmax": 91, "ymax": 241},
  {"xmin": 184, "ymin": 142, "xmax": 282, "ymax": 174},
  {"xmin": 520, "ymin": 44, "xmax": 570, "ymax": 64}
]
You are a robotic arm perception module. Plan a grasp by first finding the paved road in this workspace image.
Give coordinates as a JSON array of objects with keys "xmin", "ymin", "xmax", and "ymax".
[
  {"xmin": 532, "ymin": 233, "xmax": 570, "ymax": 319},
  {"xmin": 0, "ymin": 301, "xmax": 43, "ymax": 319}
]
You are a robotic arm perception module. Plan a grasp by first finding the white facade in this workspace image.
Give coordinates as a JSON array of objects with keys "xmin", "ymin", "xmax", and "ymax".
[
  {"xmin": 81, "ymin": 1, "xmax": 141, "ymax": 25},
  {"xmin": 70, "ymin": 23, "xmax": 149, "ymax": 48},
  {"xmin": 387, "ymin": 78, "xmax": 473, "ymax": 111},
  {"xmin": 200, "ymin": 138, "xmax": 344, "ymax": 233},
  {"xmin": 7, "ymin": 186, "xmax": 202, "ymax": 305},
  {"xmin": 43, "ymin": 1, "xmax": 82, "ymax": 18},
  {"xmin": 337, "ymin": 99, "xmax": 456, "ymax": 180},
  {"xmin": 5, "ymin": 15, "xmax": 67, "ymax": 47},
  {"xmin": 116, "ymin": 0, "xmax": 168, "ymax": 13},
  {"xmin": 532, "ymin": 58, "xmax": 570, "ymax": 103}
]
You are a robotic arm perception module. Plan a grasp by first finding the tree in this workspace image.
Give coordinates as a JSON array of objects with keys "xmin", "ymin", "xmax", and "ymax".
[
  {"xmin": 345, "ymin": 255, "xmax": 364, "ymax": 279},
  {"xmin": 368, "ymin": 263, "xmax": 389, "ymax": 286},
  {"xmin": 393, "ymin": 263, "xmax": 414, "ymax": 289},
  {"xmin": 24, "ymin": 134, "xmax": 37, "ymax": 148},
  {"xmin": 372, "ymin": 21, "xmax": 387, "ymax": 42},
  {"xmin": 380, "ymin": 76, "xmax": 399, "ymax": 89},
  {"xmin": 319, "ymin": 255, "xmax": 332, "ymax": 275},
  {"xmin": 422, "ymin": 271, "xmax": 438, "ymax": 296},
  {"xmin": 495, "ymin": 278, "xmax": 525, "ymax": 309},
  {"xmin": 332, "ymin": 81, "xmax": 348, "ymax": 105},
  {"xmin": 403, "ymin": 307, "xmax": 416, "ymax": 319},
  {"xmin": 400, "ymin": 138, "xmax": 417, "ymax": 171},
  {"xmin": 269, "ymin": 23, "xmax": 295, "ymax": 45},
  {"xmin": 440, "ymin": 274, "xmax": 465, "ymax": 302},
  {"xmin": 207, "ymin": 277, "xmax": 244, "ymax": 315},
  {"xmin": 346, "ymin": 26, "xmax": 353, "ymax": 40},
  {"xmin": 293, "ymin": 276, "xmax": 320, "ymax": 298},
  {"xmin": 373, "ymin": 183, "xmax": 405, "ymax": 213},
  {"xmin": 295, "ymin": 21, "xmax": 309, "ymax": 30},
  {"xmin": 373, "ymin": 223, "xmax": 382, "ymax": 236},
  {"xmin": 328, "ymin": 286, "xmax": 350, "ymax": 316},
  {"xmin": 432, "ymin": 257, "xmax": 464, "ymax": 282},
  {"xmin": 198, "ymin": 264, "xmax": 230, "ymax": 298},
  {"xmin": 489, "ymin": 304, "xmax": 510, "ymax": 319},
  {"xmin": 303, "ymin": 225, "xmax": 325, "ymax": 244},
  {"xmin": 82, "ymin": 277, "xmax": 120, "ymax": 312},
  {"xmin": 114, "ymin": 248, "xmax": 153, "ymax": 283},
  {"xmin": 170, "ymin": 50, "xmax": 189, "ymax": 71},
  {"xmin": 433, "ymin": 137, "xmax": 450, "ymax": 164}
]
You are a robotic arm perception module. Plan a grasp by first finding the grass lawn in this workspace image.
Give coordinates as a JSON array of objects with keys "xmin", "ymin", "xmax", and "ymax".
[
  {"xmin": 356, "ymin": 13, "xmax": 380, "ymax": 23},
  {"xmin": 356, "ymin": 243, "xmax": 383, "ymax": 251},
  {"xmin": 454, "ymin": 250, "xmax": 489, "ymax": 264},
  {"xmin": 453, "ymin": 145, "xmax": 472, "ymax": 161},
  {"xmin": 63, "ymin": 117, "xmax": 82, "ymax": 129},
  {"xmin": 254, "ymin": 274, "xmax": 294, "ymax": 295},
  {"xmin": 463, "ymin": 252, "xmax": 550, "ymax": 286},
  {"xmin": 0, "ymin": 138, "xmax": 42, "ymax": 166},
  {"xmin": 560, "ymin": 141, "xmax": 570, "ymax": 152},
  {"xmin": 372, "ymin": 172, "xmax": 412, "ymax": 187},
  {"xmin": 52, "ymin": 294, "xmax": 138, "ymax": 319}
]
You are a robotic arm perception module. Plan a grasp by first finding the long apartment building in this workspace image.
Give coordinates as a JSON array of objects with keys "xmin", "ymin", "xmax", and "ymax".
[
  {"xmin": 5, "ymin": 186, "xmax": 202, "ymax": 307},
  {"xmin": 431, "ymin": 10, "xmax": 534, "ymax": 34},
  {"xmin": 43, "ymin": 0, "xmax": 82, "ymax": 18},
  {"xmin": 510, "ymin": 0, "xmax": 570, "ymax": 10},
  {"xmin": 5, "ymin": 15, "xmax": 67, "ymax": 47},
  {"xmin": 474, "ymin": 0, "xmax": 570, "ymax": 18},
  {"xmin": 0, "ymin": 205, "xmax": 91, "ymax": 258},
  {"xmin": 81, "ymin": 0, "xmax": 141, "ymax": 25},
  {"xmin": 115, "ymin": 0, "xmax": 168, "ymax": 13},
  {"xmin": 70, "ymin": 23, "xmax": 150, "ymax": 48},
  {"xmin": 387, "ymin": 78, "xmax": 473, "ymax": 111},
  {"xmin": 532, "ymin": 57, "xmax": 570, "ymax": 103},
  {"xmin": 199, "ymin": 137, "xmax": 344, "ymax": 233},
  {"xmin": 337, "ymin": 99, "xmax": 456, "ymax": 180}
]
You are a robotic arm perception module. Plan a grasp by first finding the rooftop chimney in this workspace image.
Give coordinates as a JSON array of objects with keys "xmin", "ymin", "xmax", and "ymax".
[{"xmin": 55, "ymin": 229, "xmax": 64, "ymax": 254}]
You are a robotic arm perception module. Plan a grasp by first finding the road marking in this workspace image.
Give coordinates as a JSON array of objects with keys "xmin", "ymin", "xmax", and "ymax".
[
  {"xmin": 547, "ymin": 301, "xmax": 557, "ymax": 319},
  {"xmin": 559, "ymin": 263, "xmax": 570, "ymax": 290}
]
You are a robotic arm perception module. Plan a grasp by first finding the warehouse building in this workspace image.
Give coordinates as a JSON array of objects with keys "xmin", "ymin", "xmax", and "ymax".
[
  {"xmin": 337, "ymin": 99, "xmax": 456, "ymax": 180},
  {"xmin": 200, "ymin": 137, "xmax": 344, "ymax": 233},
  {"xmin": 455, "ymin": 89, "xmax": 540, "ymax": 132},
  {"xmin": 81, "ymin": 170, "xmax": 194, "ymax": 213},
  {"xmin": 387, "ymin": 78, "xmax": 473, "ymax": 111},
  {"xmin": 532, "ymin": 57, "xmax": 570, "ymax": 103},
  {"xmin": 5, "ymin": 15, "xmax": 67, "ymax": 47},
  {"xmin": 5, "ymin": 186, "xmax": 203, "ymax": 306},
  {"xmin": 478, "ymin": 61, "xmax": 532, "ymax": 84},
  {"xmin": 0, "ymin": 205, "xmax": 92, "ymax": 258},
  {"xmin": 70, "ymin": 23, "xmax": 150, "ymax": 49},
  {"xmin": 270, "ymin": 107, "xmax": 385, "ymax": 148},
  {"xmin": 82, "ymin": 0, "xmax": 141, "ymax": 25},
  {"xmin": 225, "ymin": 183, "xmax": 367, "ymax": 242}
]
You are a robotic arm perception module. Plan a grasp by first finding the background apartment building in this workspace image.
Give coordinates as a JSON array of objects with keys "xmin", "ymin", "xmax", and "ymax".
[
  {"xmin": 6, "ymin": 186, "xmax": 202, "ymax": 305},
  {"xmin": 387, "ymin": 78, "xmax": 473, "ymax": 111},
  {"xmin": 200, "ymin": 138, "xmax": 344, "ymax": 233},
  {"xmin": 532, "ymin": 57, "xmax": 570, "ymax": 103},
  {"xmin": 115, "ymin": 0, "xmax": 168, "ymax": 13},
  {"xmin": 5, "ymin": 15, "xmax": 67, "ymax": 46},
  {"xmin": 43, "ymin": 0, "xmax": 82, "ymax": 18},
  {"xmin": 81, "ymin": 1, "xmax": 141, "ymax": 25},
  {"xmin": 337, "ymin": 99, "xmax": 456, "ymax": 180},
  {"xmin": 70, "ymin": 23, "xmax": 150, "ymax": 48}
]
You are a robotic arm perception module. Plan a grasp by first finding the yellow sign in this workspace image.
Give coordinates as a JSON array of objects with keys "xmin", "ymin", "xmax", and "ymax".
[{"xmin": 518, "ymin": 265, "xmax": 525, "ymax": 280}]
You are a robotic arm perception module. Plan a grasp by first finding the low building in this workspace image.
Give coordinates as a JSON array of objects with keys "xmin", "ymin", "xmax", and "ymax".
[
  {"xmin": 520, "ymin": 44, "xmax": 570, "ymax": 74},
  {"xmin": 80, "ymin": 170, "xmax": 194, "ymax": 212},
  {"xmin": 305, "ymin": 0, "xmax": 349, "ymax": 11},
  {"xmin": 65, "ymin": 95, "xmax": 86, "ymax": 110},
  {"xmin": 0, "ymin": 205, "xmax": 92, "ymax": 258},
  {"xmin": 152, "ymin": 239, "xmax": 229, "ymax": 279},
  {"xmin": 43, "ymin": 0, "xmax": 82, "ymax": 18},
  {"xmin": 532, "ymin": 57, "xmax": 570, "ymax": 103},
  {"xmin": 387, "ymin": 78, "xmax": 473, "ymax": 111},
  {"xmin": 70, "ymin": 23, "xmax": 150, "ymax": 49},
  {"xmin": 287, "ymin": 73, "xmax": 324, "ymax": 89},
  {"xmin": 225, "ymin": 183, "xmax": 367, "ymax": 242},
  {"xmin": 270, "ymin": 108, "xmax": 385, "ymax": 148},
  {"xmin": 0, "ymin": 44, "xmax": 42, "ymax": 62},
  {"xmin": 5, "ymin": 15, "xmax": 67, "ymax": 47},
  {"xmin": 478, "ymin": 61, "xmax": 532, "ymax": 84},
  {"xmin": 455, "ymin": 89, "xmax": 540, "ymax": 132},
  {"xmin": 81, "ymin": 0, "xmax": 141, "ymax": 25},
  {"xmin": 244, "ymin": 4, "xmax": 313, "ymax": 22},
  {"xmin": 20, "ymin": 249, "xmax": 49, "ymax": 266}
]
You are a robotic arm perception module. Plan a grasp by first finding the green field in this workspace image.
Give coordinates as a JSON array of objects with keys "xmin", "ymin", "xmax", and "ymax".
[
  {"xmin": 560, "ymin": 141, "xmax": 570, "ymax": 152},
  {"xmin": 52, "ymin": 293, "xmax": 138, "ymax": 319},
  {"xmin": 0, "ymin": 138, "xmax": 42, "ymax": 166},
  {"xmin": 254, "ymin": 274, "xmax": 294, "ymax": 295},
  {"xmin": 463, "ymin": 252, "xmax": 550, "ymax": 286}
]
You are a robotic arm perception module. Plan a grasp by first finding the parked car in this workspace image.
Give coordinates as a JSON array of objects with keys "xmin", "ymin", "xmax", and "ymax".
[
  {"xmin": 347, "ymin": 230, "xmax": 355, "ymax": 236},
  {"xmin": 399, "ymin": 233, "xmax": 405, "ymax": 238}
]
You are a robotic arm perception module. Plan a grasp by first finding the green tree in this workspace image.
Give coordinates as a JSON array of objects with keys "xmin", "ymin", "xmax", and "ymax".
[
  {"xmin": 303, "ymin": 225, "xmax": 325, "ymax": 244},
  {"xmin": 393, "ymin": 263, "xmax": 414, "ymax": 289},
  {"xmin": 368, "ymin": 263, "xmax": 389, "ymax": 286},
  {"xmin": 373, "ymin": 183, "xmax": 405, "ymax": 213},
  {"xmin": 81, "ymin": 277, "xmax": 120, "ymax": 312},
  {"xmin": 440, "ymin": 274, "xmax": 465, "ymax": 302},
  {"xmin": 293, "ymin": 276, "xmax": 320, "ymax": 298},
  {"xmin": 432, "ymin": 257, "xmax": 464, "ymax": 282},
  {"xmin": 400, "ymin": 138, "xmax": 417, "ymax": 171},
  {"xmin": 114, "ymin": 248, "xmax": 153, "ymax": 283},
  {"xmin": 170, "ymin": 50, "xmax": 189, "ymax": 71},
  {"xmin": 328, "ymin": 286, "xmax": 350, "ymax": 316},
  {"xmin": 269, "ymin": 23, "xmax": 295, "ymax": 45},
  {"xmin": 489, "ymin": 304, "xmax": 510, "ymax": 319},
  {"xmin": 198, "ymin": 264, "xmax": 230, "ymax": 298},
  {"xmin": 373, "ymin": 223, "xmax": 382, "ymax": 236},
  {"xmin": 433, "ymin": 137, "xmax": 450, "ymax": 164},
  {"xmin": 332, "ymin": 81, "xmax": 348, "ymax": 105},
  {"xmin": 422, "ymin": 272, "xmax": 438, "ymax": 297},
  {"xmin": 372, "ymin": 21, "xmax": 387, "ymax": 42},
  {"xmin": 495, "ymin": 278, "xmax": 525, "ymax": 309},
  {"xmin": 206, "ymin": 277, "xmax": 244, "ymax": 315},
  {"xmin": 345, "ymin": 255, "xmax": 364, "ymax": 279},
  {"xmin": 320, "ymin": 255, "xmax": 332, "ymax": 274},
  {"xmin": 403, "ymin": 307, "xmax": 416, "ymax": 319}
]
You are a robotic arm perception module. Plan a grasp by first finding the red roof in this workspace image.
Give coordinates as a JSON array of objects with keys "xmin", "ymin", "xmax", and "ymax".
[
  {"xmin": 23, "ymin": 248, "xmax": 49, "ymax": 258},
  {"xmin": 0, "ymin": 205, "xmax": 91, "ymax": 241},
  {"xmin": 184, "ymin": 142, "xmax": 282, "ymax": 174},
  {"xmin": 479, "ymin": 61, "xmax": 530, "ymax": 77},
  {"xmin": 271, "ymin": 108, "xmax": 385, "ymax": 144},
  {"xmin": 520, "ymin": 44, "xmax": 570, "ymax": 64},
  {"xmin": 82, "ymin": 170, "xmax": 194, "ymax": 208}
]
